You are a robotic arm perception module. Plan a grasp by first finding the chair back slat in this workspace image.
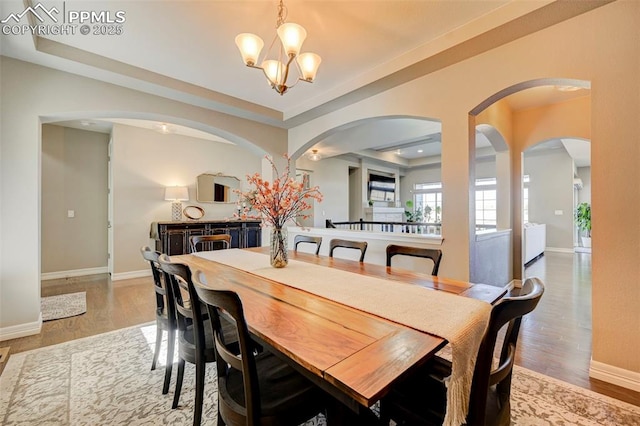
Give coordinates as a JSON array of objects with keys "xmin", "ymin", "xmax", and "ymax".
[
  {"xmin": 189, "ymin": 234, "xmax": 231, "ymax": 253},
  {"xmin": 386, "ymin": 244, "xmax": 443, "ymax": 276},
  {"xmin": 294, "ymin": 235, "xmax": 322, "ymax": 255},
  {"xmin": 329, "ymin": 238, "xmax": 368, "ymax": 262},
  {"xmin": 141, "ymin": 246, "xmax": 174, "ymax": 318}
]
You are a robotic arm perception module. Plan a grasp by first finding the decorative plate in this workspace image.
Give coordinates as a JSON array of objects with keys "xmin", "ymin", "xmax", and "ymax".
[{"xmin": 183, "ymin": 205, "xmax": 205, "ymax": 220}]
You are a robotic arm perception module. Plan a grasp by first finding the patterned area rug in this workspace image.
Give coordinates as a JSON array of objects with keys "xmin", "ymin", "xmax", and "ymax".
[
  {"xmin": 41, "ymin": 292, "xmax": 87, "ymax": 321},
  {"xmin": 0, "ymin": 324, "xmax": 638, "ymax": 425}
]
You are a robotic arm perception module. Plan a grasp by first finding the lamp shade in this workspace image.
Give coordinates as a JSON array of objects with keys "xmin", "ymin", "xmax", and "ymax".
[
  {"xmin": 164, "ymin": 186, "xmax": 189, "ymax": 201},
  {"xmin": 276, "ymin": 23, "xmax": 306, "ymax": 56},
  {"xmin": 235, "ymin": 33, "xmax": 264, "ymax": 66},
  {"xmin": 296, "ymin": 52, "xmax": 321, "ymax": 81}
]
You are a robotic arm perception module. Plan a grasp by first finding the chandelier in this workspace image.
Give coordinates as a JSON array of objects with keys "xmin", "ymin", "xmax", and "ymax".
[{"xmin": 235, "ymin": 0, "xmax": 321, "ymax": 95}]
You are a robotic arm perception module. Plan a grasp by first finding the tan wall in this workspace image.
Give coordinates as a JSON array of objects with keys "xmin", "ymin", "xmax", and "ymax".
[
  {"xmin": 288, "ymin": 2, "xmax": 640, "ymax": 375},
  {"xmin": 41, "ymin": 125, "xmax": 109, "ymax": 273}
]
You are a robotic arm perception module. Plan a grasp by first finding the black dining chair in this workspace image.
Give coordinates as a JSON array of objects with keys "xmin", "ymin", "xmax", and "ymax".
[
  {"xmin": 380, "ymin": 277, "xmax": 545, "ymax": 426},
  {"xmin": 386, "ymin": 244, "xmax": 443, "ymax": 276},
  {"xmin": 329, "ymin": 238, "xmax": 368, "ymax": 262},
  {"xmin": 158, "ymin": 255, "xmax": 237, "ymax": 426},
  {"xmin": 189, "ymin": 234, "xmax": 231, "ymax": 253},
  {"xmin": 193, "ymin": 271, "xmax": 330, "ymax": 426},
  {"xmin": 294, "ymin": 235, "xmax": 322, "ymax": 255},
  {"xmin": 140, "ymin": 246, "xmax": 176, "ymax": 395}
]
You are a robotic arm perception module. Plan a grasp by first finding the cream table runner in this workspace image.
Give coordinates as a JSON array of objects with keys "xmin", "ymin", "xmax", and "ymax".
[{"xmin": 194, "ymin": 249, "xmax": 491, "ymax": 426}]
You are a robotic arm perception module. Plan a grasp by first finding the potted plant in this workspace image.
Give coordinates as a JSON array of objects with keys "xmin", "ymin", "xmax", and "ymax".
[
  {"xmin": 574, "ymin": 202, "xmax": 591, "ymax": 248},
  {"xmin": 404, "ymin": 200, "xmax": 421, "ymax": 222}
]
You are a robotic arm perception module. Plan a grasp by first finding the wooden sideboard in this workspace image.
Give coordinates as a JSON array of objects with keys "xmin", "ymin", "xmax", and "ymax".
[{"xmin": 151, "ymin": 220, "xmax": 262, "ymax": 255}]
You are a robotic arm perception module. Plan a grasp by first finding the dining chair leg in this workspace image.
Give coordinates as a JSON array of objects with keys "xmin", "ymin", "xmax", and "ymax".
[
  {"xmin": 162, "ymin": 328, "xmax": 176, "ymax": 395},
  {"xmin": 172, "ymin": 358, "xmax": 185, "ymax": 409},
  {"xmin": 193, "ymin": 358, "xmax": 205, "ymax": 426},
  {"xmin": 151, "ymin": 326, "xmax": 162, "ymax": 371}
]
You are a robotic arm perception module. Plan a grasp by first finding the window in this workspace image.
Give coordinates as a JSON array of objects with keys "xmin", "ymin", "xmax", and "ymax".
[
  {"xmin": 475, "ymin": 178, "xmax": 496, "ymax": 228},
  {"xmin": 413, "ymin": 182, "xmax": 443, "ymax": 223}
]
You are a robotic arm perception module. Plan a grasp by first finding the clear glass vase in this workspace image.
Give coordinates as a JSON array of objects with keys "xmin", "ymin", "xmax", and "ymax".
[{"xmin": 270, "ymin": 227, "xmax": 288, "ymax": 268}]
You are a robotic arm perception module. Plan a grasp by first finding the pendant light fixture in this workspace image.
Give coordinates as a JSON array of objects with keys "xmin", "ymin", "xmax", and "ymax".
[{"xmin": 235, "ymin": 0, "xmax": 322, "ymax": 95}]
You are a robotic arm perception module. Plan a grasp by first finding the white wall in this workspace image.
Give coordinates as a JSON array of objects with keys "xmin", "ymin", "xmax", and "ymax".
[
  {"xmin": 41, "ymin": 125, "xmax": 109, "ymax": 274},
  {"xmin": 111, "ymin": 124, "xmax": 261, "ymax": 276},
  {"xmin": 348, "ymin": 167, "xmax": 361, "ymax": 221},
  {"xmin": 524, "ymin": 149, "xmax": 575, "ymax": 250},
  {"xmin": 577, "ymin": 166, "xmax": 591, "ymax": 205},
  {"xmin": 296, "ymin": 156, "xmax": 351, "ymax": 227}
]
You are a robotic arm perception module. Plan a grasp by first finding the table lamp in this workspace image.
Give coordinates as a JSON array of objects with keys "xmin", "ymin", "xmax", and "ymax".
[{"xmin": 165, "ymin": 186, "xmax": 189, "ymax": 221}]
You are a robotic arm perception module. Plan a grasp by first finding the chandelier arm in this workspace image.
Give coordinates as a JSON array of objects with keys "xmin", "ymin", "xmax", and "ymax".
[
  {"xmin": 280, "ymin": 54, "xmax": 296, "ymax": 90},
  {"xmin": 264, "ymin": 34, "xmax": 280, "ymax": 66}
]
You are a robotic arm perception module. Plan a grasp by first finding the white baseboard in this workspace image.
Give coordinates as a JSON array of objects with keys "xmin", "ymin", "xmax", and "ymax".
[
  {"xmin": 41, "ymin": 267, "xmax": 108, "ymax": 281},
  {"xmin": 507, "ymin": 279, "xmax": 521, "ymax": 290},
  {"xmin": 590, "ymin": 359, "xmax": 640, "ymax": 392},
  {"xmin": 545, "ymin": 247, "xmax": 574, "ymax": 254},
  {"xmin": 111, "ymin": 270, "xmax": 150, "ymax": 281},
  {"xmin": 0, "ymin": 314, "xmax": 42, "ymax": 342},
  {"xmin": 574, "ymin": 246, "xmax": 592, "ymax": 254}
]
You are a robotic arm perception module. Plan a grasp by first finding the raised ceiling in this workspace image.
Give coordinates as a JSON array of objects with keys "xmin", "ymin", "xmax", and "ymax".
[
  {"xmin": 1, "ymin": 0, "xmax": 595, "ymax": 167},
  {"xmin": 1, "ymin": 0, "xmax": 587, "ymax": 123}
]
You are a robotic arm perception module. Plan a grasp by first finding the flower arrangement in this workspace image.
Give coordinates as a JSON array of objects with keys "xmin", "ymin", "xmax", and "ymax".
[{"xmin": 235, "ymin": 154, "xmax": 323, "ymax": 267}]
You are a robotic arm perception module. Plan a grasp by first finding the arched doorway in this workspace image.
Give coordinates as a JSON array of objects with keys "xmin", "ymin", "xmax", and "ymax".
[
  {"xmin": 40, "ymin": 114, "xmax": 267, "ymax": 281},
  {"xmin": 469, "ymin": 79, "xmax": 594, "ymax": 388}
]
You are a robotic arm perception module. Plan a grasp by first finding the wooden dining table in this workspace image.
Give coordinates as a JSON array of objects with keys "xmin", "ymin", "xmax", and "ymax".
[{"xmin": 173, "ymin": 247, "xmax": 506, "ymax": 419}]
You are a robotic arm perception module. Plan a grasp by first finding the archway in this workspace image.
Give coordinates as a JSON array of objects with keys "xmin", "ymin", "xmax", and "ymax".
[
  {"xmin": 40, "ymin": 112, "xmax": 269, "ymax": 281},
  {"xmin": 469, "ymin": 78, "xmax": 593, "ymax": 388},
  {"xmin": 469, "ymin": 78, "xmax": 591, "ymax": 280},
  {"xmin": 290, "ymin": 115, "xmax": 443, "ymax": 230}
]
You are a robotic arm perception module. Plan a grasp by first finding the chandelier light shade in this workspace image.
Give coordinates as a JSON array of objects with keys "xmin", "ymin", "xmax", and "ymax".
[
  {"xmin": 297, "ymin": 52, "xmax": 322, "ymax": 81},
  {"xmin": 235, "ymin": 33, "xmax": 264, "ymax": 66},
  {"xmin": 235, "ymin": 0, "xmax": 321, "ymax": 95},
  {"xmin": 276, "ymin": 23, "xmax": 306, "ymax": 56}
]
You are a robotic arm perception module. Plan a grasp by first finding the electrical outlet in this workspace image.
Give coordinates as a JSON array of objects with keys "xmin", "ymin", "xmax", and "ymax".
[
  {"xmin": 67, "ymin": 210, "xmax": 75, "ymax": 218},
  {"xmin": 554, "ymin": 210, "xmax": 563, "ymax": 215}
]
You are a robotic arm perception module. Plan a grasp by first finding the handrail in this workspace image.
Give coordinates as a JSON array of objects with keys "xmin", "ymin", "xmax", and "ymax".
[{"xmin": 326, "ymin": 219, "xmax": 442, "ymax": 235}]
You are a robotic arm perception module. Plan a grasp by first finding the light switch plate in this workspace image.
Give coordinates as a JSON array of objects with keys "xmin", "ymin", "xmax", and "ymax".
[{"xmin": 67, "ymin": 210, "xmax": 75, "ymax": 218}]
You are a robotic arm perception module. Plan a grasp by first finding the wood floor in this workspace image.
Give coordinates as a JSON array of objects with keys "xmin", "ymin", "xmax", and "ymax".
[
  {"xmin": 2, "ymin": 252, "xmax": 639, "ymax": 407},
  {"xmin": 522, "ymin": 251, "xmax": 639, "ymax": 406}
]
